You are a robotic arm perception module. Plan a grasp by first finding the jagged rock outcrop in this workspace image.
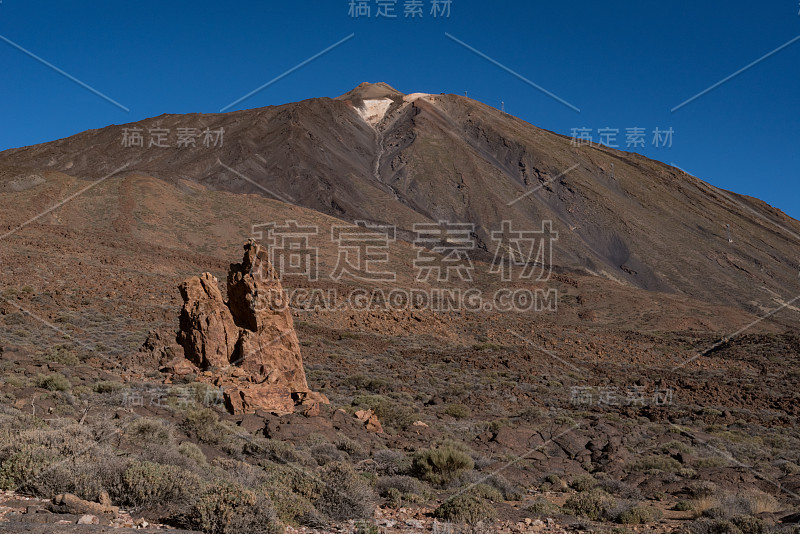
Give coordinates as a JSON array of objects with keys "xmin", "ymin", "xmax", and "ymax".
[
  {"xmin": 175, "ymin": 240, "xmax": 327, "ymax": 415},
  {"xmin": 177, "ymin": 273, "xmax": 239, "ymax": 369}
]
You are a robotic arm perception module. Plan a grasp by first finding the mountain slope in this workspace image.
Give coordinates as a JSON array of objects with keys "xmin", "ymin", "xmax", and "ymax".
[{"xmin": 2, "ymin": 82, "xmax": 799, "ymax": 313}]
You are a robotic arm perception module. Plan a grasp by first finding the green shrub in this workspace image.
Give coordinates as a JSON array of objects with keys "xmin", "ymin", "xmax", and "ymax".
[
  {"xmin": 676, "ymin": 500, "xmax": 694, "ymax": 511},
  {"xmin": 434, "ymin": 494, "xmax": 496, "ymax": 525},
  {"xmin": 244, "ymin": 437, "xmax": 310, "ymax": 466},
  {"xmin": 469, "ymin": 483, "xmax": 503, "ymax": 502},
  {"xmin": 477, "ymin": 473, "xmax": 522, "ymax": 501},
  {"xmin": 125, "ymin": 418, "xmax": 174, "ymax": 446},
  {"xmin": 679, "ymin": 467, "xmax": 699, "ymax": 479},
  {"xmin": 376, "ymin": 475, "xmax": 426, "ymax": 502},
  {"xmin": 178, "ymin": 441, "xmax": 207, "ymax": 465},
  {"xmin": 36, "ymin": 373, "xmax": 70, "ymax": 392},
  {"xmin": 695, "ymin": 456, "xmax": 728, "ymax": 468},
  {"xmin": 0, "ymin": 445, "xmax": 59, "ymax": 490},
  {"xmin": 354, "ymin": 520, "xmax": 380, "ymax": 534},
  {"xmin": 780, "ymin": 461, "xmax": 800, "ymax": 475},
  {"xmin": 616, "ymin": 504, "xmax": 663, "ymax": 524},
  {"xmin": 687, "ymin": 519, "xmax": 744, "ymax": 534},
  {"xmin": 93, "ymin": 381, "xmax": 123, "ymax": 394},
  {"xmin": 182, "ymin": 408, "xmax": 226, "ymax": 445},
  {"xmin": 256, "ymin": 462, "xmax": 318, "ymax": 525},
  {"xmin": 444, "ymin": 404, "xmax": 471, "ymax": 419},
  {"xmin": 570, "ymin": 474, "xmax": 596, "ymax": 492},
  {"xmin": 315, "ymin": 462, "xmax": 376, "ymax": 521},
  {"xmin": 383, "ymin": 487, "xmax": 402, "ymax": 507},
  {"xmin": 563, "ymin": 489, "xmax": 617, "ymax": 521},
  {"xmin": 372, "ymin": 449, "xmax": 410, "ymax": 476},
  {"xmin": 335, "ymin": 436, "xmax": 367, "ymax": 459},
  {"xmin": 310, "ymin": 443, "xmax": 347, "ymax": 466},
  {"xmin": 183, "ymin": 481, "xmax": 280, "ymax": 534},
  {"xmin": 526, "ymin": 498, "xmax": 561, "ymax": 517},
  {"xmin": 661, "ymin": 440, "xmax": 694, "ymax": 454},
  {"xmin": 121, "ymin": 461, "xmax": 199, "ymax": 508},
  {"xmin": 4, "ymin": 375, "xmax": 31, "ymax": 388},
  {"xmin": 545, "ymin": 474, "xmax": 561, "ymax": 484},
  {"xmin": 43, "ymin": 345, "xmax": 80, "ymax": 365},
  {"xmin": 412, "ymin": 443, "xmax": 474, "ymax": 486},
  {"xmin": 732, "ymin": 515, "xmax": 767, "ymax": 534},
  {"xmin": 629, "ymin": 455, "xmax": 682, "ymax": 473}
]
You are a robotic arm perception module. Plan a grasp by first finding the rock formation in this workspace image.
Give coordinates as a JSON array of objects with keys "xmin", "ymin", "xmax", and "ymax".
[{"xmin": 175, "ymin": 240, "xmax": 327, "ymax": 415}]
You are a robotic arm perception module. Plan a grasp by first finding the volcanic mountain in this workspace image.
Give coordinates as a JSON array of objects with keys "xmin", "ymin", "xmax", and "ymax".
[{"xmin": 2, "ymin": 82, "xmax": 799, "ymax": 316}]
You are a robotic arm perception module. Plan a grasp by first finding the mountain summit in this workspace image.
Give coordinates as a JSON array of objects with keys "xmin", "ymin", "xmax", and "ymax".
[{"xmin": 336, "ymin": 81, "xmax": 405, "ymax": 102}]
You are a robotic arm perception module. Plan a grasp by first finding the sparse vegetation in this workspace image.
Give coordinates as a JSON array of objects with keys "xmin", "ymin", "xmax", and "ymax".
[
  {"xmin": 434, "ymin": 494, "xmax": 497, "ymax": 525},
  {"xmin": 563, "ymin": 489, "xmax": 617, "ymax": 521},
  {"xmin": 411, "ymin": 442, "xmax": 475, "ymax": 486},
  {"xmin": 616, "ymin": 504, "xmax": 663, "ymax": 525},
  {"xmin": 314, "ymin": 461, "xmax": 377, "ymax": 521},
  {"xmin": 36, "ymin": 373, "xmax": 70, "ymax": 391}
]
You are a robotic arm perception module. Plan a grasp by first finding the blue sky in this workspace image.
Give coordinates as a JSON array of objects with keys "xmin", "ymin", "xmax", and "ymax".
[{"xmin": 1, "ymin": 1, "xmax": 798, "ymax": 219}]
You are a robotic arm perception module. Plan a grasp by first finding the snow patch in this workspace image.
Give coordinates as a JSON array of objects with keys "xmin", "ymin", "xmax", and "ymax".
[{"xmin": 357, "ymin": 98, "xmax": 394, "ymax": 126}]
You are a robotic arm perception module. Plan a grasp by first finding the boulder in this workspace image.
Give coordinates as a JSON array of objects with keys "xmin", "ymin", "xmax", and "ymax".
[{"xmin": 355, "ymin": 409, "xmax": 384, "ymax": 433}]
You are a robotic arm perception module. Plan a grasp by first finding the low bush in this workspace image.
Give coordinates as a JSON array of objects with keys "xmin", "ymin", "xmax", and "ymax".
[
  {"xmin": 93, "ymin": 381, "xmax": 124, "ymax": 394},
  {"xmin": 686, "ymin": 519, "xmax": 745, "ymax": 534},
  {"xmin": 616, "ymin": 504, "xmax": 663, "ymax": 524},
  {"xmin": 310, "ymin": 443, "xmax": 348, "ymax": 466},
  {"xmin": 36, "ymin": 373, "xmax": 70, "ymax": 392},
  {"xmin": 372, "ymin": 449, "xmax": 409, "ymax": 476},
  {"xmin": 334, "ymin": 436, "xmax": 367, "ymax": 459},
  {"xmin": 411, "ymin": 442, "xmax": 474, "ymax": 486},
  {"xmin": 444, "ymin": 404, "xmax": 471, "ymax": 419},
  {"xmin": 178, "ymin": 441, "xmax": 207, "ymax": 465},
  {"xmin": 0, "ymin": 445, "xmax": 59, "ymax": 491},
  {"xmin": 468, "ymin": 483, "xmax": 503, "ymax": 502},
  {"xmin": 434, "ymin": 494, "xmax": 496, "ymax": 525},
  {"xmin": 121, "ymin": 461, "xmax": 199, "ymax": 508},
  {"xmin": 595, "ymin": 479, "xmax": 643, "ymax": 500},
  {"xmin": 125, "ymin": 418, "xmax": 174, "ymax": 447},
  {"xmin": 702, "ymin": 491, "xmax": 780, "ymax": 519},
  {"xmin": 629, "ymin": 455, "xmax": 682, "ymax": 473},
  {"xmin": 314, "ymin": 462, "xmax": 376, "ymax": 521},
  {"xmin": 730, "ymin": 515, "xmax": 768, "ymax": 534},
  {"xmin": 182, "ymin": 408, "xmax": 228, "ymax": 445},
  {"xmin": 570, "ymin": 474, "xmax": 597, "ymax": 492},
  {"xmin": 376, "ymin": 475, "xmax": 426, "ymax": 500},
  {"xmin": 563, "ymin": 489, "xmax": 617, "ymax": 521},
  {"xmin": 182, "ymin": 481, "xmax": 281, "ymax": 534},
  {"xmin": 526, "ymin": 498, "xmax": 561, "ymax": 517}
]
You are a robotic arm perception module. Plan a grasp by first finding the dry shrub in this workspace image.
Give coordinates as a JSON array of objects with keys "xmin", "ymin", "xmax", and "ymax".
[
  {"xmin": 434, "ymin": 494, "xmax": 496, "ymax": 525},
  {"xmin": 412, "ymin": 442, "xmax": 474, "ymax": 487},
  {"xmin": 181, "ymin": 480, "xmax": 281, "ymax": 534},
  {"xmin": 315, "ymin": 461, "xmax": 377, "ymax": 521},
  {"xmin": 563, "ymin": 489, "xmax": 617, "ymax": 521},
  {"xmin": 121, "ymin": 461, "xmax": 200, "ymax": 508}
]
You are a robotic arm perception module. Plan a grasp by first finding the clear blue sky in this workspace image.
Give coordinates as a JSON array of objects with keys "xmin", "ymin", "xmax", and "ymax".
[{"xmin": 1, "ymin": 1, "xmax": 798, "ymax": 219}]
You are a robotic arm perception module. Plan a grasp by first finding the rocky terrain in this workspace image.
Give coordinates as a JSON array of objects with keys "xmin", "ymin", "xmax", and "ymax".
[{"xmin": 0, "ymin": 84, "xmax": 798, "ymax": 533}]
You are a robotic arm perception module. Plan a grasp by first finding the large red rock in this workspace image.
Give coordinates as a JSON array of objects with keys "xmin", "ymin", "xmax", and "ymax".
[
  {"xmin": 175, "ymin": 241, "xmax": 327, "ymax": 415},
  {"xmin": 177, "ymin": 273, "xmax": 239, "ymax": 369}
]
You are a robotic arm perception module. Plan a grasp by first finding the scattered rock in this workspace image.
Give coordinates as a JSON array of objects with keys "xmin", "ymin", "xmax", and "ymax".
[
  {"xmin": 76, "ymin": 514, "xmax": 98, "ymax": 525},
  {"xmin": 355, "ymin": 409, "xmax": 384, "ymax": 433},
  {"xmin": 49, "ymin": 493, "xmax": 118, "ymax": 518}
]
